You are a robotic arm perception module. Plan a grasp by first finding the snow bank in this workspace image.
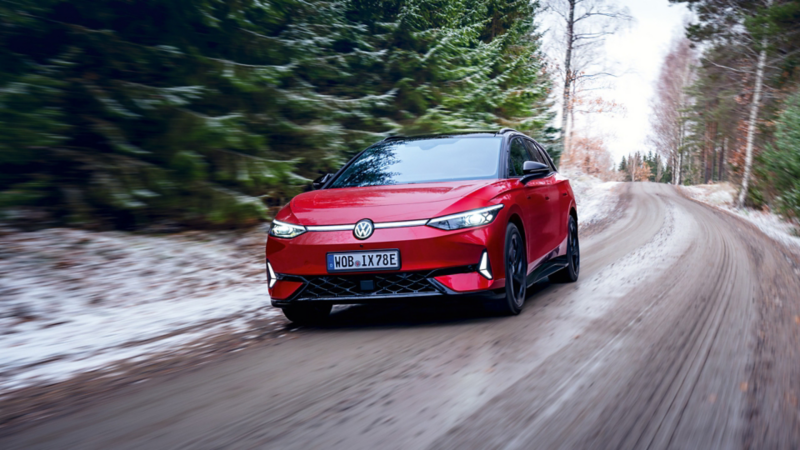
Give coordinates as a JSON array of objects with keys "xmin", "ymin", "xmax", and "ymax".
[
  {"xmin": 682, "ymin": 183, "xmax": 800, "ymax": 253},
  {"xmin": 0, "ymin": 228, "xmax": 278, "ymax": 392},
  {"xmin": 562, "ymin": 169, "xmax": 621, "ymax": 229},
  {"xmin": 0, "ymin": 174, "xmax": 624, "ymax": 392}
]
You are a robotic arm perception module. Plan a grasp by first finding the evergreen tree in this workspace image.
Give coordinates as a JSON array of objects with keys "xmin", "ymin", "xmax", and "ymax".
[
  {"xmin": 760, "ymin": 90, "xmax": 800, "ymax": 219},
  {"xmin": 0, "ymin": 0, "xmax": 556, "ymax": 229},
  {"xmin": 1, "ymin": 0, "xmax": 359, "ymax": 227}
]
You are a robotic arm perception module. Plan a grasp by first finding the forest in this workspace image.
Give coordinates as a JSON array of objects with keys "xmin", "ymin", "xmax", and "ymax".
[
  {"xmin": 0, "ymin": 0, "xmax": 554, "ymax": 229},
  {"xmin": 2, "ymin": 0, "xmax": 800, "ymax": 229},
  {"xmin": 648, "ymin": 0, "xmax": 800, "ymax": 219}
]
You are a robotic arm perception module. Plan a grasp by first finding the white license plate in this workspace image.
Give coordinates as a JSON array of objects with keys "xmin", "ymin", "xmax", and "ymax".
[{"xmin": 327, "ymin": 250, "xmax": 400, "ymax": 272}]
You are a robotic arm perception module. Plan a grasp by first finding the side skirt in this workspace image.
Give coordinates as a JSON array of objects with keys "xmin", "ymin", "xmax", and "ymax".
[{"xmin": 526, "ymin": 256, "xmax": 569, "ymax": 287}]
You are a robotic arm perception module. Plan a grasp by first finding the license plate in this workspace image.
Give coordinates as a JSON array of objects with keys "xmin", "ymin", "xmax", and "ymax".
[{"xmin": 327, "ymin": 250, "xmax": 401, "ymax": 272}]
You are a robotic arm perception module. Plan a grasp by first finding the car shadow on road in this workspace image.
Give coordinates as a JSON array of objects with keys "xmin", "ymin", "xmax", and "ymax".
[{"xmin": 287, "ymin": 280, "xmax": 552, "ymax": 331}]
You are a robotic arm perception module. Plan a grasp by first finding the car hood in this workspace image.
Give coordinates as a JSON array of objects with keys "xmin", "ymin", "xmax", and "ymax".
[{"xmin": 284, "ymin": 180, "xmax": 505, "ymax": 225}]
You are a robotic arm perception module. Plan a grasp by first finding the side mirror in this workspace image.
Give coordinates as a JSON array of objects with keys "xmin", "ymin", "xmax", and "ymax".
[
  {"xmin": 312, "ymin": 173, "xmax": 332, "ymax": 190},
  {"xmin": 522, "ymin": 161, "xmax": 549, "ymax": 178}
]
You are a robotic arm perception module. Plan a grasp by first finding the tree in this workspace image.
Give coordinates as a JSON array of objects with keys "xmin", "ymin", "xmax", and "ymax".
[
  {"xmin": 0, "ymin": 0, "xmax": 557, "ymax": 229},
  {"xmin": 737, "ymin": 2, "xmax": 771, "ymax": 207},
  {"xmin": 671, "ymin": 0, "xmax": 779, "ymax": 206},
  {"xmin": 760, "ymin": 90, "xmax": 800, "ymax": 219},
  {"xmin": 568, "ymin": 133, "xmax": 616, "ymax": 180},
  {"xmin": 624, "ymin": 151, "xmax": 652, "ymax": 182},
  {"xmin": 0, "ymin": 0, "xmax": 368, "ymax": 227},
  {"xmin": 648, "ymin": 35, "xmax": 696, "ymax": 186},
  {"xmin": 543, "ymin": 0, "xmax": 632, "ymax": 159}
]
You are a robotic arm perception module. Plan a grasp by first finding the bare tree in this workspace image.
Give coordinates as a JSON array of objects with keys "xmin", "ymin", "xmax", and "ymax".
[
  {"xmin": 544, "ymin": 0, "xmax": 632, "ymax": 159},
  {"xmin": 648, "ymin": 35, "xmax": 696, "ymax": 185}
]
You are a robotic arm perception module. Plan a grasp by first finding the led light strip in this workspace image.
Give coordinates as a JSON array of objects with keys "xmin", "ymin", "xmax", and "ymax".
[{"xmin": 306, "ymin": 219, "xmax": 428, "ymax": 232}]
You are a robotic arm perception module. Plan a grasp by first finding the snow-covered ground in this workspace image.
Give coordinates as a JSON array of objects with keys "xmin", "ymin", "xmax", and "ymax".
[
  {"xmin": 0, "ymin": 176, "xmax": 622, "ymax": 394},
  {"xmin": 0, "ymin": 228, "xmax": 279, "ymax": 392},
  {"xmin": 682, "ymin": 183, "xmax": 800, "ymax": 253},
  {"xmin": 563, "ymin": 170, "xmax": 621, "ymax": 229}
]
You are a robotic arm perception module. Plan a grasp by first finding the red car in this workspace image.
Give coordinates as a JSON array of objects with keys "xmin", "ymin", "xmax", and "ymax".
[{"xmin": 266, "ymin": 129, "xmax": 579, "ymax": 323}]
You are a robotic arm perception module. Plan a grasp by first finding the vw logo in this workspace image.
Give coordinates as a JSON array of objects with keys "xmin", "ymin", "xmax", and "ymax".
[{"xmin": 353, "ymin": 219, "xmax": 374, "ymax": 240}]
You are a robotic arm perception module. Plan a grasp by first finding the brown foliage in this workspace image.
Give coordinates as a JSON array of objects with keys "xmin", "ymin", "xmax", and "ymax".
[{"xmin": 566, "ymin": 133, "xmax": 617, "ymax": 180}]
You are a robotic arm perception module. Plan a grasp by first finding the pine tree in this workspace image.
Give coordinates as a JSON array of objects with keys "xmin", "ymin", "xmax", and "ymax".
[
  {"xmin": 0, "ymin": 0, "xmax": 557, "ymax": 229},
  {"xmin": 0, "ymin": 0, "xmax": 372, "ymax": 227},
  {"xmin": 760, "ymin": 91, "xmax": 800, "ymax": 219}
]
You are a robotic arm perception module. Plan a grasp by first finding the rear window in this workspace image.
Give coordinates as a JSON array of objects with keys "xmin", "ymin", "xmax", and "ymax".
[{"xmin": 329, "ymin": 137, "xmax": 502, "ymax": 188}]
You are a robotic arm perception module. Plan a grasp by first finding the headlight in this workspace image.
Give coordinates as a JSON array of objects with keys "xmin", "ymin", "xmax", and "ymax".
[
  {"xmin": 426, "ymin": 204, "xmax": 504, "ymax": 231},
  {"xmin": 269, "ymin": 219, "xmax": 306, "ymax": 239}
]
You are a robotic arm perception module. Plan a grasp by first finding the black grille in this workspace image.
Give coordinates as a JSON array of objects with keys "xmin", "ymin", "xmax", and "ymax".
[{"xmin": 297, "ymin": 271, "xmax": 440, "ymax": 300}]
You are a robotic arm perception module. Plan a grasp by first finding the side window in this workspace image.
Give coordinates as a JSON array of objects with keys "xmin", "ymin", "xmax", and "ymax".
[
  {"xmin": 530, "ymin": 140, "xmax": 556, "ymax": 172},
  {"xmin": 507, "ymin": 138, "xmax": 529, "ymax": 177},
  {"xmin": 524, "ymin": 140, "xmax": 544, "ymax": 164},
  {"xmin": 538, "ymin": 147, "xmax": 556, "ymax": 172}
]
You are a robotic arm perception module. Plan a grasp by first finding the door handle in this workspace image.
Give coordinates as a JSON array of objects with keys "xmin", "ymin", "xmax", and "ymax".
[
  {"xmin": 545, "ymin": 196, "xmax": 550, "ymax": 200},
  {"xmin": 562, "ymin": 192, "xmax": 567, "ymax": 197}
]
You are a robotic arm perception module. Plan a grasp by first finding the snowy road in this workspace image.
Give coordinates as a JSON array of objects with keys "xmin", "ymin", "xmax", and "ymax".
[{"xmin": 3, "ymin": 182, "xmax": 800, "ymax": 449}]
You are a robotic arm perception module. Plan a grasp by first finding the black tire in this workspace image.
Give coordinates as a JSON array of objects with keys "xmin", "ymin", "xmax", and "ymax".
[
  {"xmin": 494, "ymin": 222, "xmax": 527, "ymax": 315},
  {"xmin": 281, "ymin": 303, "xmax": 332, "ymax": 324},
  {"xmin": 551, "ymin": 215, "xmax": 580, "ymax": 283}
]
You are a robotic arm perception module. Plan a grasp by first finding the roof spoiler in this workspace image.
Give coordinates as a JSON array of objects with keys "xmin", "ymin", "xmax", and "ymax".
[{"xmin": 382, "ymin": 135, "xmax": 405, "ymax": 142}]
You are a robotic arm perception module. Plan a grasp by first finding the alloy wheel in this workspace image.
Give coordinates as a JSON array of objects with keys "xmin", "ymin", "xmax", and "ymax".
[{"xmin": 506, "ymin": 231, "xmax": 527, "ymax": 307}]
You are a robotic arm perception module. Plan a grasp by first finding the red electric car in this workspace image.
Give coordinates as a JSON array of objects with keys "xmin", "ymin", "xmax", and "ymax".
[{"xmin": 266, "ymin": 129, "xmax": 579, "ymax": 323}]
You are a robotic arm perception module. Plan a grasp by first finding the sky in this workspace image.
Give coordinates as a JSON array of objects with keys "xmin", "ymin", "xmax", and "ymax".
[{"xmin": 548, "ymin": 0, "xmax": 691, "ymax": 163}]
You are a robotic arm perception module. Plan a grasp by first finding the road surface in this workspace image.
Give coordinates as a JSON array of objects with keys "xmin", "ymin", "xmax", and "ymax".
[{"xmin": 3, "ymin": 183, "xmax": 800, "ymax": 449}]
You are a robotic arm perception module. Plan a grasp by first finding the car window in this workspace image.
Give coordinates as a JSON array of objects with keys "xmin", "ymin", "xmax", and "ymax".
[
  {"xmin": 329, "ymin": 137, "xmax": 502, "ymax": 188},
  {"xmin": 528, "ymin": 140, "xmax": 556, "ymax": 172},
  {"xmin": 524, "ymin": 140, "xmax": 544, "ymax": 164},
  {"xmin": 507, "ymin": 138, "xmax": 529, "ymax": 177},
  {"xmin": 538, "ymin": 148, "xmax": 556, "ymax": 172}
]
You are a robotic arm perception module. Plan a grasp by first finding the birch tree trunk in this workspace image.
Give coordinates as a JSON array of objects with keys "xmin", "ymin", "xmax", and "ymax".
[
  {"xmin": 737, "ymin": 35, "xmax": 768, "ymax": 208},
  {"xmin": 560, "ymin": 0, "xmax": 575, "ymax": 161}
]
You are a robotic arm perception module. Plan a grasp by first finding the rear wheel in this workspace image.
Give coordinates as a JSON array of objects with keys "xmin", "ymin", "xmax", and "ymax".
[
  {"xmin": 281, "ymin": 303, "xmax": 332, "ymax": 324},
  {"xmin": 551, "ymin": 215, "xmax": 580, "ymax": 283},
  {"xmin": 494, "ymin": 223, "xmax": 527, "ymax": 315}
]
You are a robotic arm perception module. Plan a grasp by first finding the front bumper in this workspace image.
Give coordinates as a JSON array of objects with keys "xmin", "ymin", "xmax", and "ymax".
[{"xmin": 266, "ymin": 221, "xmax": 508, "ymax": 306}]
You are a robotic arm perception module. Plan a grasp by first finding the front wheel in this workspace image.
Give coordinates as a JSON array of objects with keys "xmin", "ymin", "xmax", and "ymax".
[
  {"xmin": 493, "ymin": 222, "xmax": 527, "ymax": 315},
  {"xmin": 281, "ymin": 303, "xmax": 332, "ymax": 324},
  {"xmin": 551, "ymin": 215, "xmax": 580, "ymax": 283}
]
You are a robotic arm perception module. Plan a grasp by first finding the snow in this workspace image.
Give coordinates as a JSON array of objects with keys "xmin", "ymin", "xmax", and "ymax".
[
  {"xmin": 563, "ymin": 169, "xmax": 621, "ymax": 228},
  {"xmin": 0, "ymin": 228, "xmax": 278, "ymax": 392},
  {"xmin": 0, "ymin": 175, "xmax": 624, "ymax": 393},
  {"xmin": 578, "ymin": 198, "xmax": 696, "ymax": 319},
  {"xmin": 682, "ymin": 183, "xmax": 800, "ymax": 254}
]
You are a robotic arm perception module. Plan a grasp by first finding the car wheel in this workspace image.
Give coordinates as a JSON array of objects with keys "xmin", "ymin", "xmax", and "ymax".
[
  {"xmin": 551, "ymin": 215, "xmax": 580, "ymax": 283},
  {"xmin": 281, "ymin": 303, "xmax": 332, "ymax": 324},
  {"xmin": 495, "ymin": 222, "xmax": 527, "ymax": 315}
]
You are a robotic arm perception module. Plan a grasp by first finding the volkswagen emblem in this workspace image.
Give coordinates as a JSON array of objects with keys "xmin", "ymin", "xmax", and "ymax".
[{"xmin": 353, "ymin": 219, "xmax": 374, "ymax": 240}]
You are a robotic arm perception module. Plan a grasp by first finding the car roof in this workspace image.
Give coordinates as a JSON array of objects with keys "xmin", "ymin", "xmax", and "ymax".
[{"xmin": 380, "ymin": 129, "xmax": 528, "ymax": 143}]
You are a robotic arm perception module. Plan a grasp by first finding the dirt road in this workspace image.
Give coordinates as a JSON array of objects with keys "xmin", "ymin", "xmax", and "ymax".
[{"xmin": 3, "ymin": 183, "xmax": 800, "ymax": 449}]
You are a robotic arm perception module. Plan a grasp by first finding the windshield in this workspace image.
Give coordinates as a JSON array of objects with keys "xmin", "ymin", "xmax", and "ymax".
[{"xmin": 329, "ymin": 137, "xmax": 502, "ymax": 188}]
